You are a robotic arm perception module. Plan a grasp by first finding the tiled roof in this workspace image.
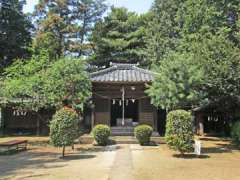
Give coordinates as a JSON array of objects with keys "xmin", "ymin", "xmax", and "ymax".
[{"xmin": 91, "ymin": 63, "xmax": 154, "ymax": 83}]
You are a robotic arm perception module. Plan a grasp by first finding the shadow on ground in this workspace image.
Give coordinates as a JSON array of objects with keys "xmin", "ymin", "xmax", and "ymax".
[
  {"xmin": 173, "ymin": 154, "xmax": 210, "ymax": 159},
  {"xmin": 199, "ymin": 137, "xmax": 231, "ymax": 142},
  {"xmin": 171, "ymin": 137, "xmax": 240, "ymax": 158},
  {"xmin": 0, "ymin": 149, "xmax": 96, "ymax": 179},
  {"xmin": 76, "ymin": 144, "xmax": 121, "ymax": 153},
  {"xmin": 60, "ymin": 154, "xmax": 96, "ymax": 160},
  {"xmin": 0, "ymin": 148, "xmax": 27, "ymax": 156},
  {"xmin": 202, "ymin": 143, "xmax": 239, "ymax": 154}
]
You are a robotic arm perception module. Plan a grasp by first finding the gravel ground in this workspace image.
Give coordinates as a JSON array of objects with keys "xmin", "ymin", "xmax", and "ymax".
[
  {"xmin": 132, "ymin": 138, "xmax": 240, "ymax": 180},
  {"xmin": 0, "ymin": 137, "xmax": 239, "ymax": 180}
]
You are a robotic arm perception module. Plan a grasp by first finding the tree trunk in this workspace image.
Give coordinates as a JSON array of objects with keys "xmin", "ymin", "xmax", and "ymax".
[
  {"xmin": 62, "ymin": 146, "xmax": 65, "ymax": 157},
  {"xmin": 78, "ymin": 11, "xmax": 87, "ymax": 57}
]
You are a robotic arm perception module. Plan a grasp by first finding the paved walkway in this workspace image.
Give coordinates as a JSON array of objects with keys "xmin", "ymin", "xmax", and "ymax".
[{"xmin": 109, "ymin": 145, "xmax": 134, "ymax": 180}]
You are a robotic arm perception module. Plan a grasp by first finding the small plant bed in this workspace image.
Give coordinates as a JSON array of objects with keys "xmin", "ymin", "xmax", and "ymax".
[
  {"xmin": 92, "ymin": 124, "xmax": 111, "ymax": 146},
  {"xmin": 134, "ymin": 125, "xmax": 153, "ymax": 146},
  {"xmin": 165, "ymin": 110, "xmax": 194, "ymax": 156}
]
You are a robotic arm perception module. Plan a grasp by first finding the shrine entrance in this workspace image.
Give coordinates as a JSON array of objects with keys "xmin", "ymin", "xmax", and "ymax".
[{"xmin": 111, "ymin": 99, "xmax": 139, "ymax": 127}]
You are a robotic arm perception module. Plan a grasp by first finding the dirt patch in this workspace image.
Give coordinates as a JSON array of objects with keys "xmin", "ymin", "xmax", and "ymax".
[
  {"xmin": 0, "ymin": 142, "xmax": 116, "ymax": 180},
  {"xmin": 132, "ymin": 137, "xmax": 240, "ymax": 180},
  {"xmin": 0, "ymin": 136, "xmax": 240, "ymax": 180}
]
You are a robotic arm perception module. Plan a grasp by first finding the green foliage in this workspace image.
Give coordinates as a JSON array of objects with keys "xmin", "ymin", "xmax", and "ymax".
[
  {"xmin": 193, "ymin": 34, "xmax": 240, "ymax": 103},
  {"xmin": 92, "ymin": 124, "xmax": 110, "ymax": 146},
  {"xmin": 231, "ymin": 121, "xmax": 240, "ymax": 144},
  {"xmin": 33, "ymin": 0, "xmax": 107, "ymax": 58},
  {"xmin": 146, "ymin": 0, "xmax": 184, "ymax": 65},
  {"xmin": 50, "ymin": 107, "xmax": 79, "ymax": 156},
  {"xmin": 40, "ymin": 57, "xmax": 91, "ymax": 109},
  {"xmin": 148, "ymin": 0, "xmax": 240, "ymax": 65},
  {"xmin": 0, "ymin": 51, "xmax": 91, "ymax": 111},
  {"xmin": 0, "ymin": 0, "xmax": 32, "ymax": 70},
  {"xmin": 148, "ymin": 0, "xmax": 240, "ymax": 111},
  {"xmin": 0, "ymin": 51, "xmax": 51, "ymax": 109},
  {"xmin": 32, "ymin": 32, "xmax": 61, "ymax": 60},
  {"xmin": 90, "ymin": 7, "xmax": 150, "ymax": 67},
  {"xmin": 134, "ymin": 125, "xmax": 153, "ymax": 145},
  {"xmin": 165, "ymin": 110, "xmax": 194, "ymax": 154},
  {"xmin": 147, "ymin": 53, "xmax": 205, "ymax": 110}
]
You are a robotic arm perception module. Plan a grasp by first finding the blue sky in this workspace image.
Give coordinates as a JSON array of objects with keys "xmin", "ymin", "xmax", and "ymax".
[{"xmin": 23, "ymin": 0, "xmax": 154, "ymax": 14}]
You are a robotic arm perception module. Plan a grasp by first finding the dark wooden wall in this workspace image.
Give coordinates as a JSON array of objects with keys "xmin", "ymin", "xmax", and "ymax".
[
  {"xmin": 94, "ymin": 98, "xmax": 110, "ymax": 126},
  {"xmin": 2, "ymin": 107, "xmax": 55, "ymax": 135},
  {"xmin": 92, "ymin": 83, "xmax": 146, "ymax": 99},
  {"xmin": 92, "ymin": 82, "xmax": 158, "ymax": 129},
  {"xmin": 139, "ymin": 98, "xmax": 158, "ymax": 130}
]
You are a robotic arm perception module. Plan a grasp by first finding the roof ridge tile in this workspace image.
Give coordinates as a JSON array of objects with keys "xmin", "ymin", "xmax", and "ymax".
[{"xmin": 90, "ymin": 63, "xmax": 154, "ymax": 82}]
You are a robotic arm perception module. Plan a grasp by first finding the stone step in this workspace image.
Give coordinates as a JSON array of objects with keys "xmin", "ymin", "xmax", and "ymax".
[
  {"xmin": 111, "ymin": 131, "xmax": 133, "ymax": 134},
  {"xmin": 111, "ymin": 129, "xmax": 133, "ymax": 132},
  {"xmin": 110, "ymin": 136, "xmax": 138, "ymax": 144},
  {"xmin": 111, "ymin": 132, "xmax": 134, "ymax": 136},
  {"xmin": 111, "ymin": 127, "xmax": 134, "ymax": 134},
  {"xmin": 111, "ymin": 127, "xmax": 134, "ymax": 130},
  {"xmin": 79, "ymin": 135, "xmax": 164, "ymax": 144},
  {"xmin": 111, "ymin": 127, "xmax": 160, "ymax": 137}
]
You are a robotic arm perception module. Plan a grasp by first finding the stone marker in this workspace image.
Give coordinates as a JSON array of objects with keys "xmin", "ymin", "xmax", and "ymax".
[{"xmin": 194, "ymin": 140, "xmax": 201, "ymax": 156}]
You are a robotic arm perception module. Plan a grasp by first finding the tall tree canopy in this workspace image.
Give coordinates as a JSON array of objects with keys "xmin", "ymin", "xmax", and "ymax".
[
  {"xmin": 32, "ymin": 0, "xmax": 107, "ymax": 59},
  {"xmin": 147, "ymin": 0, "xmax": 240, "ymax": 110},
  {"xmin": 147, "ymin": 0, "xmax": 240, "ymax": 65},
  {"xmin": 0, "ymin": 51, "xmax": 91, "ymax": 111},
  {"xmin": 90, "ymin": 7, "xmax": 150, "ymax": 67},
  {"xmin": 0, "ymin": 0, "xmax": 32, "ymax": 70},
  {"xmin": 147, "ymin": 53, "xmax": 205, "ymax": 110},
  {"xmin": 146, "ymin": 0, "xmax": 184, "ymax": 65}
]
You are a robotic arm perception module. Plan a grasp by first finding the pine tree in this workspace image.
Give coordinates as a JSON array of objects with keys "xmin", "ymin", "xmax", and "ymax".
[
  {"xmin": 147, "ymin": 0, "xmax": 240, "ymax": 65},
  {"xmin": 33, "ymin": 0, "xmax": 107, "ymax": 59},
  {"xmin": 147, "ymin": 0, "xmax": 240, "ymax": 110},
  {"xmin": 0, "ymin": 0, "xmax": 32, "ymax": 70},
  {"xmin": 146, "ymin": 0, "xmax": 185, "ymax": 65},
  {"xmin": 90, "ymin": 7, "xmax": 150, "ymax": 67}
]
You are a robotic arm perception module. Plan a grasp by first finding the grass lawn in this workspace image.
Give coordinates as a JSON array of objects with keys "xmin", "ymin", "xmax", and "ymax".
[{"xmin": 0, "ymin": 136, "xmax": 239, "ymax": 180}]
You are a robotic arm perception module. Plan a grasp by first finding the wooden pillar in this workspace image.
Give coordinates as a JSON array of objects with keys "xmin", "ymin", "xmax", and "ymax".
[
  {"xmin": 108, "ymin": 99, "xmax": 111, "ymax": 126},
  {"xmin": 36, "ymin": 118, "xmax": 40, "ymax": 136},
  {"xmin": 121, "ymin": 86, "xmax": 125, "ymax": 126},
  {"xmin": 153, "ymin": 108, "xmax": 158, "ymax": 131},
  {"xmin": 0, "ymin": 107, "xmax": 3, "ymax": 136},
  {"xmin": 138, "ymin": 99, "xmax": 141, "ymax": 124},
  {"xmin": 196, "ymin": 113, "xmax": 204, "ymax": 136},
  {"xmin": 91, "ymin": 105, "xmax": 95, "ymax": 129}
]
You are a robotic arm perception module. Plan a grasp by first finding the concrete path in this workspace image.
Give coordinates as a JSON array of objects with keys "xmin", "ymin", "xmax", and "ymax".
[{"xmin": 109, "ymin": 145, "xmax": 134, "ymax": 180}]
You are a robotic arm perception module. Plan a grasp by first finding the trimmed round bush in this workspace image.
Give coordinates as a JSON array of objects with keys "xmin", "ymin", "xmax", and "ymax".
[
  {"xmin": 50, "ymin": 107, "xmax": 79, "ymax": 157},
  {"xmin": 166, "ymin": 110, "xmax": 194, "ymax": 155},
  {"xmin": 92, "ymin": 124, "xmax": 111, "ymax": 146},
  {"xmin": 134, "ymin": 125, "xmax": 153, "ymax": 145},
  {"xmin": 231, "ymin": 121, "xmax": 240, "ymax": 144}
]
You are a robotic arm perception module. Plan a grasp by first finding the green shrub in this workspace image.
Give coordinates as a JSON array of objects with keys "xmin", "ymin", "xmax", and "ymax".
[
  {"xmin": 134, "ymin": 125, "xmax": 153, "ymax": 145},
  {"xmin": 92, "ymin": 124, "xmax": 111, "ymax": 146},
  {"xmin": 231, "ymin": 121, "xmax": 240, "ymax": 144},
  {"xmin": 50, "ymin": 107, "xmax": 79, "ymax": 157},
  {"xmin": 165, "ymin": 110, "xmax": 194, "ymax": 155}
]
